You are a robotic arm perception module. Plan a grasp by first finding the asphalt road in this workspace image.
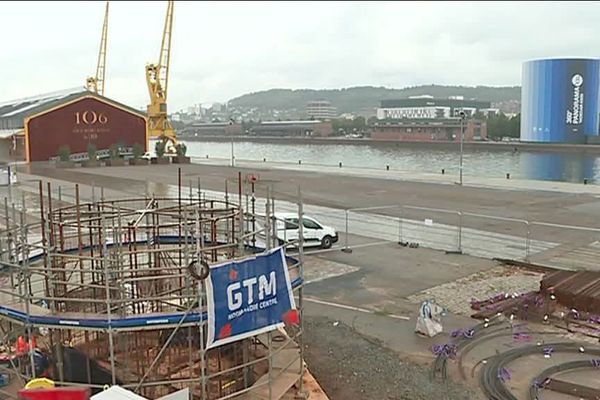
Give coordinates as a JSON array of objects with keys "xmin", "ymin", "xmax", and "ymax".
[{"xmin": 19, "ymin": 162, "xmax": 600, "ymax": 269}]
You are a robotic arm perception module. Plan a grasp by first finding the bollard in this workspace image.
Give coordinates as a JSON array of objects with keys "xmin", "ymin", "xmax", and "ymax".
[
  {"xmin": 525, "ymin": 221, "xmax": 531, "ymax": 262},
  {"xmin": 441, "ymin": 169, "xmax": 445, "ymax": 175},
  {"xmin": 299, "ymin": 160, "xmax": 302, "ymax": 165},
  {"xmin": 506, "ymin": 173, "xmax": 510, "ymax": 179},
  {"xmin": 386, "ymin": 165, "xmax": 389, "ymax": 171},
  {"xmin": 339, "ymin": 162, "xmax": 342, "ymax": 168},
  {"xmin": 584, "ymin": 178, "xmax": 588, "ymax": 185}
]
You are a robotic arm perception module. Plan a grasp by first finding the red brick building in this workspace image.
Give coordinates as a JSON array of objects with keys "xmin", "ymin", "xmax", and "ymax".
[
  {"xmin": 371, "ymin": 119, "xmax": 487, "ymax": 142},
  {"xmin": 0, "ymin": 88, "xmax": 147, "ymax": 162}
]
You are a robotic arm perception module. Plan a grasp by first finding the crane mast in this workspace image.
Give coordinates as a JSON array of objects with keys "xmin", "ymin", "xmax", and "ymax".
[
  {"xmin": 146, "ymin": 0, "xmax": 176, "ymax": 150},
  {"xmin": 86, "ymin": 1, "xmax": 109, "ymax": 95}
]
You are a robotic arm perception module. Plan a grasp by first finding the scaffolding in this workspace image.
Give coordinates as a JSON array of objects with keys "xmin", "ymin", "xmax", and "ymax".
[{"xmin": 0, "ymin": 173, "xmax": 305, "ymax": 400}]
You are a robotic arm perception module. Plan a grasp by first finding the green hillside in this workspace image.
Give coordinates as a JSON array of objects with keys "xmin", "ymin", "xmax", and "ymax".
[{"xmin": 228, "ymin": 85, "xmax": 521, "ymax": 113}]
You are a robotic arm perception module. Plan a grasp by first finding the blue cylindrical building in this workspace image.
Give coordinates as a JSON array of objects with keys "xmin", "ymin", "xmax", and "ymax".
[{"xmin": 521, "ymin": 58, "xmax": 600, "ymax": 143}]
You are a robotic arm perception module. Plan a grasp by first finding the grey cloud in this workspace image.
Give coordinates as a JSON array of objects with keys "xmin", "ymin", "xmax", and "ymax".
[{"xmin": 1, "ymin": 1, "xmax": 599, "ymax": 109}]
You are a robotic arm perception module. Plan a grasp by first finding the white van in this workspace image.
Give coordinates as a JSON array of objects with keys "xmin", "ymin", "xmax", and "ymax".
[{"xmin": 264, "ymin": 212, "xmax": 338, "ymax": 249}]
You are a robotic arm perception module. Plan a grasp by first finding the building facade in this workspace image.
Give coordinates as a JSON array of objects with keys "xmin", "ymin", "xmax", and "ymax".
[
  {"xmin": 371, "ymin": 119, "xmax": 487, "ymax": 142},
  {"xmin": 181, "ymin": 121, "xmax": 243, "ymax": 137},
  {"xmin": 0, "ymin": 88, "xmax": 147, "ymax": 162},
  {"xmin": 250, "ymin": 120, "xmax": 333, "ymax": 137},
  {"xmin": 521, "ymin": 58, "xmax": 600, "ymax": 143},
  {"xmin": 306, "ymin": 100, "xmax": 337, "ymax": 120},
  {"xmin": 376, "ymin": 97, "xmax": 492, "ymax": 120}
]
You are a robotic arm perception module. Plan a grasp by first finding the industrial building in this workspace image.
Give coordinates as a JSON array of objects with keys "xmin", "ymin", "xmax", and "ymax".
[
  {"xmin": 376, "ymin": 96, "xmax": 492, "ymax": 120},
  {"xmin": 180, "ymin": 121, "xmax": 243, "ymax": 137},
  {"xmin": 371, "ymin": 119, "xmax": 487, "ymax": 141},
  {"xmin": 306, "ymin": 100, "xmax": 337, "ymax": 120},
  {"xmin": 250, "ymin": 120, "xmax": 333, "ymax": 137},
  {"xmin": 0, "ymin": 87, "xmax": 147, "ymax": 162},
  {"xmin": 521, "ymin": 58, "xmax": 600, "ymax": 143}
]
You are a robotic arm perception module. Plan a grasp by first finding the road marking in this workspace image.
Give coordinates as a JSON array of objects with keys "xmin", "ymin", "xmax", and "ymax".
[{"xmin": 304, "ymin": 297, "xmax": 411, "ymax": 320}]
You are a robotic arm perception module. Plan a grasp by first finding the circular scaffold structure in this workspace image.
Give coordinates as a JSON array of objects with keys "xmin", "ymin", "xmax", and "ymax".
[{"xmin": 0, "ymin": 181, "xmax": 304, "ymax": 400}]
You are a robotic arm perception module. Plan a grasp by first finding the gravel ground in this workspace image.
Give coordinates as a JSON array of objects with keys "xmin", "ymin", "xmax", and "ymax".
[
  {"xmin": 303, "ymin": 316, "xmax": 479, "ymax": 400},
  {"xmin": 406, "ymin": 266, "xmax": 543, "ymax": 316}
]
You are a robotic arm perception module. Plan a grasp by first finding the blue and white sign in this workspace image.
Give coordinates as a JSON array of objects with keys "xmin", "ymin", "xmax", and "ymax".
[{"xmin": 206, "ymin": 247, "xmax": 297, "ymax": 349}]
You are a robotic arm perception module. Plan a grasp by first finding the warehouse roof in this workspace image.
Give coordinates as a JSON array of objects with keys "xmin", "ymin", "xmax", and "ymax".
[
  {"xmin": 380, "ymin": 98, "xmax": 491, "ymax": 109},
  {"xmin": 0, "ymin": 87, "xmax": 145, "ymax": 130}
]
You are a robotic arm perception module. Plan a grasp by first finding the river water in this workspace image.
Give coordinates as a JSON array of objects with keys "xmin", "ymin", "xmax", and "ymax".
[{"xmin": 179, "ymin": 140, "xmax": 600, "ymax": 184}]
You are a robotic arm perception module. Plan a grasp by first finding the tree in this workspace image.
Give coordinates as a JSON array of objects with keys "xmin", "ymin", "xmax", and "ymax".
[
  {"xmin": 109, "ymin": 144, "xmax": 120, "ymax": 160},
  {"xmin": 507, "ymin": 113, "xmax": 521, "ymax": 138},
  {"xmin": 87, "ymin": 143, "xmax": 97, "ymax": 161},
  {"xmin": 132, "ymin": 143, "xmax": 144, "ymax": 159},
  {"xmin": 353, "ymin": 116, "xmax": 366, "ymax": 130},
  {"xmin": 58, "ymin": 146, "xmax": 71, "ymax": 162},
  {"xmin": 175, "ymin": 143, "xmax": 187, "ymax": 157},
  {"xmin": 155, "ymin": 140, "xmax": 166, "ymax": 158},
  {"xmin": 486, "ymin": 112, "xmax": 510, "ymax": 140}
]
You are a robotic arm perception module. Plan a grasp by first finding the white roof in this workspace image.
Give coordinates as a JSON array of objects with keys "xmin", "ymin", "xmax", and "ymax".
[
  {"xmin": 0, "ymin": 87, "xmax": 86, "ymax": 108},
  {"xmin": 0, "ymin": 87, "xmax": 87, "ymax": 118},
  {"xmin": 0, "ymin": 129, "xmax": 23, "ymax": 139},
  {"xmin": 261, "ymin": 120, "xmax": 323, "ymax": 125},
  {"xmin": 91, "ymin": 386, "xmax": 148, "ymax": 400}
]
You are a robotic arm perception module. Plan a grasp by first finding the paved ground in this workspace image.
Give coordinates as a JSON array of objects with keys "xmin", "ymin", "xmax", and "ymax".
[
  {"xmin": 303, "ymin": 315, "xmax": 480, "ymax": 400},
  {"xmin": 189, "ymin": 156, "xmax": 600, "ymax": 195},
  {"xmin": 19, "ymin": 163, "xmax": 600, "ymax": 226},
  {"xmin": 14, "ymin": 162, "xmax": 600, "ymax": 271},
  {"xmin": 304, "ymin": 239, "xmax": 498, "ymax": 317},
  {"xmin": 6, "ymin": 162, "xmax": 600, "ymax": 398}
]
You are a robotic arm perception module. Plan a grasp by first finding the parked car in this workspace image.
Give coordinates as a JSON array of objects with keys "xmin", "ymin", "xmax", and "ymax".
[{"xmin": 262, "ymin": 212, "xmax": 338, "ymax": 249}]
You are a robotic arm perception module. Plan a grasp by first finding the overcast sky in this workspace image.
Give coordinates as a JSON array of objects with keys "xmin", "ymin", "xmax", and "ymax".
[{"xmin": 1, "ymin": 1, "xmax": 599, "ymax": 111}]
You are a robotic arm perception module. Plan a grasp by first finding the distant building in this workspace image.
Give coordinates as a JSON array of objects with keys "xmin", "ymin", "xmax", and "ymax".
[
  {"xmin": 306, "ymin": 100, "xmax": 337, "ymax": 120},
  {"xmin": 250, "ymin": 120, "xmax": 333, "ymax": 137},
  {"xmin": 371, "ymin": 119, "xmax": 487, "ymax": 142},
  {"xmin": 183, "ymin": 121, "xmax": 243, "ymax": 137},
  {"xmin": 376, "ymin": 97, "xmax": 492, "ymax": 120},
  {"xmin": 481, "ymin": 108, "xmax": 500, "ymax": 117}
]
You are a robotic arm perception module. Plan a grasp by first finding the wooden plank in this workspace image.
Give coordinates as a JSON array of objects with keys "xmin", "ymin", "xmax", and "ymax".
[
  {"xmin": 248, "ymin": 371, "xmax": 300, "ymax": 400},
  {"xmin": 546, "ymin": 378, "xmax": 600, "ymax": 400}
]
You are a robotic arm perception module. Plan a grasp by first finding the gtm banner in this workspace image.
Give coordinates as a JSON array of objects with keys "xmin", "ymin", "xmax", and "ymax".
[{"xmin": 206, "ymin": 247, "xmax": 297, "ymax": 349}]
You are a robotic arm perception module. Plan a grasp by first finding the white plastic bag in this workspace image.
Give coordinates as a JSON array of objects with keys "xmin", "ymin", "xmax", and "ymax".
[{"xmin": 415, "ymin": 299, "xmax": 444, "ymax": 337}]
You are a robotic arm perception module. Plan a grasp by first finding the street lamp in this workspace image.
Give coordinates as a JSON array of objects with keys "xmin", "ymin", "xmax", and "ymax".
[
  {"xmin": 229, "ymin": 119, "xmax": 235, "ymax": 167},
  {"xmin": 459, "ymin": 110, "xmax": 466, "ymax": 186},
  {"xmin": 230, "ymin": 134, "xmax": 234, "ymax": 167}
]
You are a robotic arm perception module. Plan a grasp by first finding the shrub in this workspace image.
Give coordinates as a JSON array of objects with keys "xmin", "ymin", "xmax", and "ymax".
[
  {"xmin": 132, "ymin": 143, "xmax": 144, "ymax": 159},
  {"xmin": 175, "ymin": 143, "xmax": 187, "ymax": 157},
  {"xmin": 87, "ymin": 143, "xmax": 97, "ymax": 161},
  {"xmin": 155, "ymin": 140, "xmax": 166, "ymax": 158},
  {"xmin": 109, "ymin": 143, "xmax": 120, "ymax": 160},
  {"xmin": 58, "ymin": 146, "xmax": 71, "ymax": 162}
]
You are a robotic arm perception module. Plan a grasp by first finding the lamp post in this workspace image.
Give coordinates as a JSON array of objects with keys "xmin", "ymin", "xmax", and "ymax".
[
  {"xmin": 230, "ymin": 134, "xmax": 234, "ymax": 167},
  {"xmin": 229, "ymin": 119, "xmax": 235, "ymax": 167},
  {"xmin": 459, "ymin": 110, "xmax": 466, "ymax": 186}
]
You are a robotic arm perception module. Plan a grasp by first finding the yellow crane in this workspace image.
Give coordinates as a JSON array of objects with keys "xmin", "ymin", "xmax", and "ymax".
[
  {"xmin": 86, "ymin": 1, "xmax": 109, "ymax": 95},
  {"xmin": 146, "ymin": 0, "xmax": 177, "ymax": 152}
]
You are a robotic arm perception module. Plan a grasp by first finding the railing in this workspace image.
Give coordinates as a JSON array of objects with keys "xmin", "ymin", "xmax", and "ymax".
[
  {"xmin": 8, "ymin": 176, "xmax": 600, "ymax": 272},
  {"xmin": 336, "ymin": 205, "xmax": 600, "ymax": 271}
]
